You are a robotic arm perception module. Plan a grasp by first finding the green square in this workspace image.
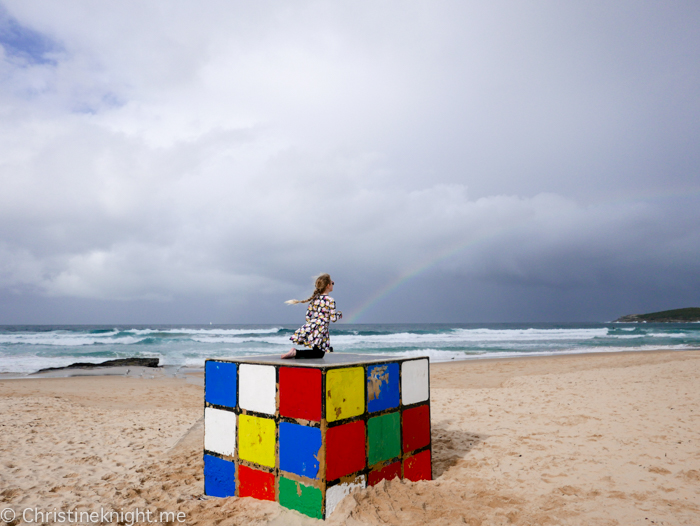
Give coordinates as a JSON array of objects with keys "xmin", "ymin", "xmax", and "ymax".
[
  {"xmin": 367, "ymin": 411, "xmax": 401, "ymax": 466},
  {"xmin": 278, "ymin": 476, "xmax": 323, "ymax": 519}
]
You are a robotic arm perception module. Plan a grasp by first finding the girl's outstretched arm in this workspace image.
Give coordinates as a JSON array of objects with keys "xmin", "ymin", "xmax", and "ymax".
[{"xmin": 328, "ymin": 298, "xmax": 342, "ymax": 322}]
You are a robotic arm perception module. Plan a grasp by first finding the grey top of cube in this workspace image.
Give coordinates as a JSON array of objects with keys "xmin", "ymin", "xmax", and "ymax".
[{"xmin": 207, "ymin": 352, "xmax": 418, "ymax": 368}]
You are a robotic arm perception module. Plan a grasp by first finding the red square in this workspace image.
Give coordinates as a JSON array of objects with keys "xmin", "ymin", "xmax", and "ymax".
[
  {"xmin": 279, "ymin": 367, "xmax": 322, "ymax": 421},
  {"xmin": 326, "ymin": 420, "xmax": 366, "ymax": 480},
  {"xmin": 238, "ymin": 465, "xmax": 275, "ymax": 501},
  {"xmin": 403, "ymin": 450, "xmax": 431, "ymax": 482},
  {"xmin": 368, "ymin": 461, "xmax": 401, "ymax": 486},
  {"xmin": 402, "ymin": 404, "xmax": 430, "ymax": 453}
]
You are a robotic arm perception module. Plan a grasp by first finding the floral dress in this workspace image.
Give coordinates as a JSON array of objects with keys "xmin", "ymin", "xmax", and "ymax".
[{"xmin": 290, "ymin": 295, "xmax": 342, "ymax": 351}]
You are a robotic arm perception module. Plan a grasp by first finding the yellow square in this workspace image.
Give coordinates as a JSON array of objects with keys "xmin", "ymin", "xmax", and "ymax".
[
  {"xmin": 326, "ymin": 367, "xmax": 364, "ymax": 422},
  {"xmin": 238, "ymin": 414, "xmax": 276, "ymax": 467}
]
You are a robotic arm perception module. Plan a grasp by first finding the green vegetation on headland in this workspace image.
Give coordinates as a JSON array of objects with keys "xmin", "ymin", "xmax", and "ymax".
[{"xmin": 614, "ymin": 307, "xmax": 700, "ymax": 323}]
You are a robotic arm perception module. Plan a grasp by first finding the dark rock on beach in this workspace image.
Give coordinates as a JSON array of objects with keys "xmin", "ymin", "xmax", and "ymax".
[
  {"xmin": 614, "ymin": 307, "xmax": 700, "ymax": 323},
  {"xmin": 36, "ymin": 357, "xmax": 160, "ymax": 373}
]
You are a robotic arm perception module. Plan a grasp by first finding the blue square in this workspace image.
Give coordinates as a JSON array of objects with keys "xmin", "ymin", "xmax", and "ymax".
[
  {"xmin": 203, "ymin": 454, "xmax": 236, "ymax": 497},
  {"xmin": 367, "ymin": 362, "xmax": 399, "ymax": 413},
  {"xmin": 279, "ymin": 422, "xmax": 322, "ymax": 479},
  {"xmin": 205, "ymin": 361, "xmax": 237, "ymax": 408}
]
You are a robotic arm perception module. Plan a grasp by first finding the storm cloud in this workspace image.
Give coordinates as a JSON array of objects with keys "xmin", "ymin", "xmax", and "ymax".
[{"xmin": 1, "ymin": 1, "xmax": 699, "ymax": 323}]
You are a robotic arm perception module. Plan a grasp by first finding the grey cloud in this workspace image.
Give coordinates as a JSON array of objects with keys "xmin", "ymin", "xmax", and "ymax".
[{"xmin": 0, "ymin": 1, "xmax": 698, "ymax": 323}]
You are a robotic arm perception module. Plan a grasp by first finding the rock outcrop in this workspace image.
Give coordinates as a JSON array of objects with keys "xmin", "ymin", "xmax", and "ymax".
[{"xmin": 36, "ymin": 357, "xmax": 160, "ymax": 373}]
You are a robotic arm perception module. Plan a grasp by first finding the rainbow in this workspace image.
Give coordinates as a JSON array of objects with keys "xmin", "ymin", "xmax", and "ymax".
[{"xmin": 345, "ymin": 229, "xmax": 500, "ymax": 323}]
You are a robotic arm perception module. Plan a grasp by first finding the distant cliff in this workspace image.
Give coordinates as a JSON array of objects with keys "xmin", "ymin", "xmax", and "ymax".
[{"xmin": 614, "ymin": 307, "xmax": 700, "ymax": 323}]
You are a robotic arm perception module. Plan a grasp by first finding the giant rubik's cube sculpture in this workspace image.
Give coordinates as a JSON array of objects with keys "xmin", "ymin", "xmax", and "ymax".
[{"xmin": 203, "ymin": 354, "xmax": 431, "ymax": 519}]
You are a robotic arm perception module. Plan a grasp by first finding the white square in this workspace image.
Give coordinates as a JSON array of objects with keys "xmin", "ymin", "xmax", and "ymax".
[
  {"xmin": 204, "ymin": 407, "xmax": 237, "ymax": 456},
  {"xmin": 401, "ymin": 358, "xmax": 429, "ymax": 405},
  {"xmin": 239, "ymin": 364, "xmax": 277, "ymax": 415},
  {"xmin": 325, "ymin": 474, "xmax": 366, "ymax": 518}
]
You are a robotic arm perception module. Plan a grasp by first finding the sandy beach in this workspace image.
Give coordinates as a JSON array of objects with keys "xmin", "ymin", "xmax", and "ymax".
[{"xmin": 1, "ymin": 350, "xmax": 699, "ymax": 525}]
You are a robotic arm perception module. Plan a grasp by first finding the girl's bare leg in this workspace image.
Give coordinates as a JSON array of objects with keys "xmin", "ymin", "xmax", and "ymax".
[{"xmin": 281, "ymin": 348, "xmax": 297, "ymax": 359}]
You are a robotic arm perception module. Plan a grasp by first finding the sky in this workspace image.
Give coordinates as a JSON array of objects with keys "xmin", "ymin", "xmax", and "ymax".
[{"xmin": 0, "ymin": 1, "xmax": 699, "ymax": 324}]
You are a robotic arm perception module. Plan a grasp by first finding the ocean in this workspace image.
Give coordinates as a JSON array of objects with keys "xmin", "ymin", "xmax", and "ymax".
[{"xmin": 1, "ymin": 322, "xmax": 699, "ymax": 376}]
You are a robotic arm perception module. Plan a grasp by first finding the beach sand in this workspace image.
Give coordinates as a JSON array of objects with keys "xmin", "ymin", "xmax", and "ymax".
[{"xmin": 1, "ymin": 350, "xmax": 699, "ymax": 525}]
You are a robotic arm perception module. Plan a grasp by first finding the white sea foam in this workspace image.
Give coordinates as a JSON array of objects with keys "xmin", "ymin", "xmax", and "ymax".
[
  {"xmin": 462, "ymin": 343, "xmax": 696, "ymax": 359},
  {"xmin": 392, "ymin": 349, "xmax": 477, "ymax": 362},
  {"xmin": 330, "ymin": 328, "xmax": 608, "ymax": 346},
  {"xmin": 0, "ymin": 355, "xmax": 134, "ymax": 374},
  {"xmin": 0, "ymin": 327, "xmax": 282, "ymax": 346},
  {"xmin": 0, "ymin": 334, "xmax": 146, "ymax": 346},
  {"xmin": 451, "ymin": 328, "xmax": 609, "ymax": 340},
  {"xmin": 0, "ymin": 355, "xmax": 77, "ymax": 374},
  {"xmin": 190, "ymin": 335, "xmax": 291, "ymax": 345},
  {"xmin": 123, "ymin": 327, "xmax": 282, "ymax": 336}
]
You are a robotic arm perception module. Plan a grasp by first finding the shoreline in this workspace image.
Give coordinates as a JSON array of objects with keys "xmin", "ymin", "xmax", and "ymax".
[
  {"xmin": 1, "ymin": 346, "xmax": 698, "ymax": 381},
  {"xmin": 0, "ymin": 365, "xmax": 205, "ymax": 382}
]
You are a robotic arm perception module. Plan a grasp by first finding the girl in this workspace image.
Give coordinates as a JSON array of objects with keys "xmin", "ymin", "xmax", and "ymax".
[{"xmin": 282, "ymin": 273, "xmax": 342, "ymax": 359}]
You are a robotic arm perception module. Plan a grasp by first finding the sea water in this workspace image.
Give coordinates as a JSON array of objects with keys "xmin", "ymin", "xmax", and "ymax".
[{"xmin": 1, "ymin": 322, "xmax": 699, "ymax": 375}]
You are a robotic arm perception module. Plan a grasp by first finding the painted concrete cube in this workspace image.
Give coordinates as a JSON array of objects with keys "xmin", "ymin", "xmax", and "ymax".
[{"xmin": 203, "ymin": 354, "xmax": 431, "ymax": 519}]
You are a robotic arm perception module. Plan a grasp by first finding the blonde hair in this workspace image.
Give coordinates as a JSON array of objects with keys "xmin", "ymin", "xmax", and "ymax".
[{"xmin": 285, "ymin": 273, "xmax": 332, "ymax": 305}]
